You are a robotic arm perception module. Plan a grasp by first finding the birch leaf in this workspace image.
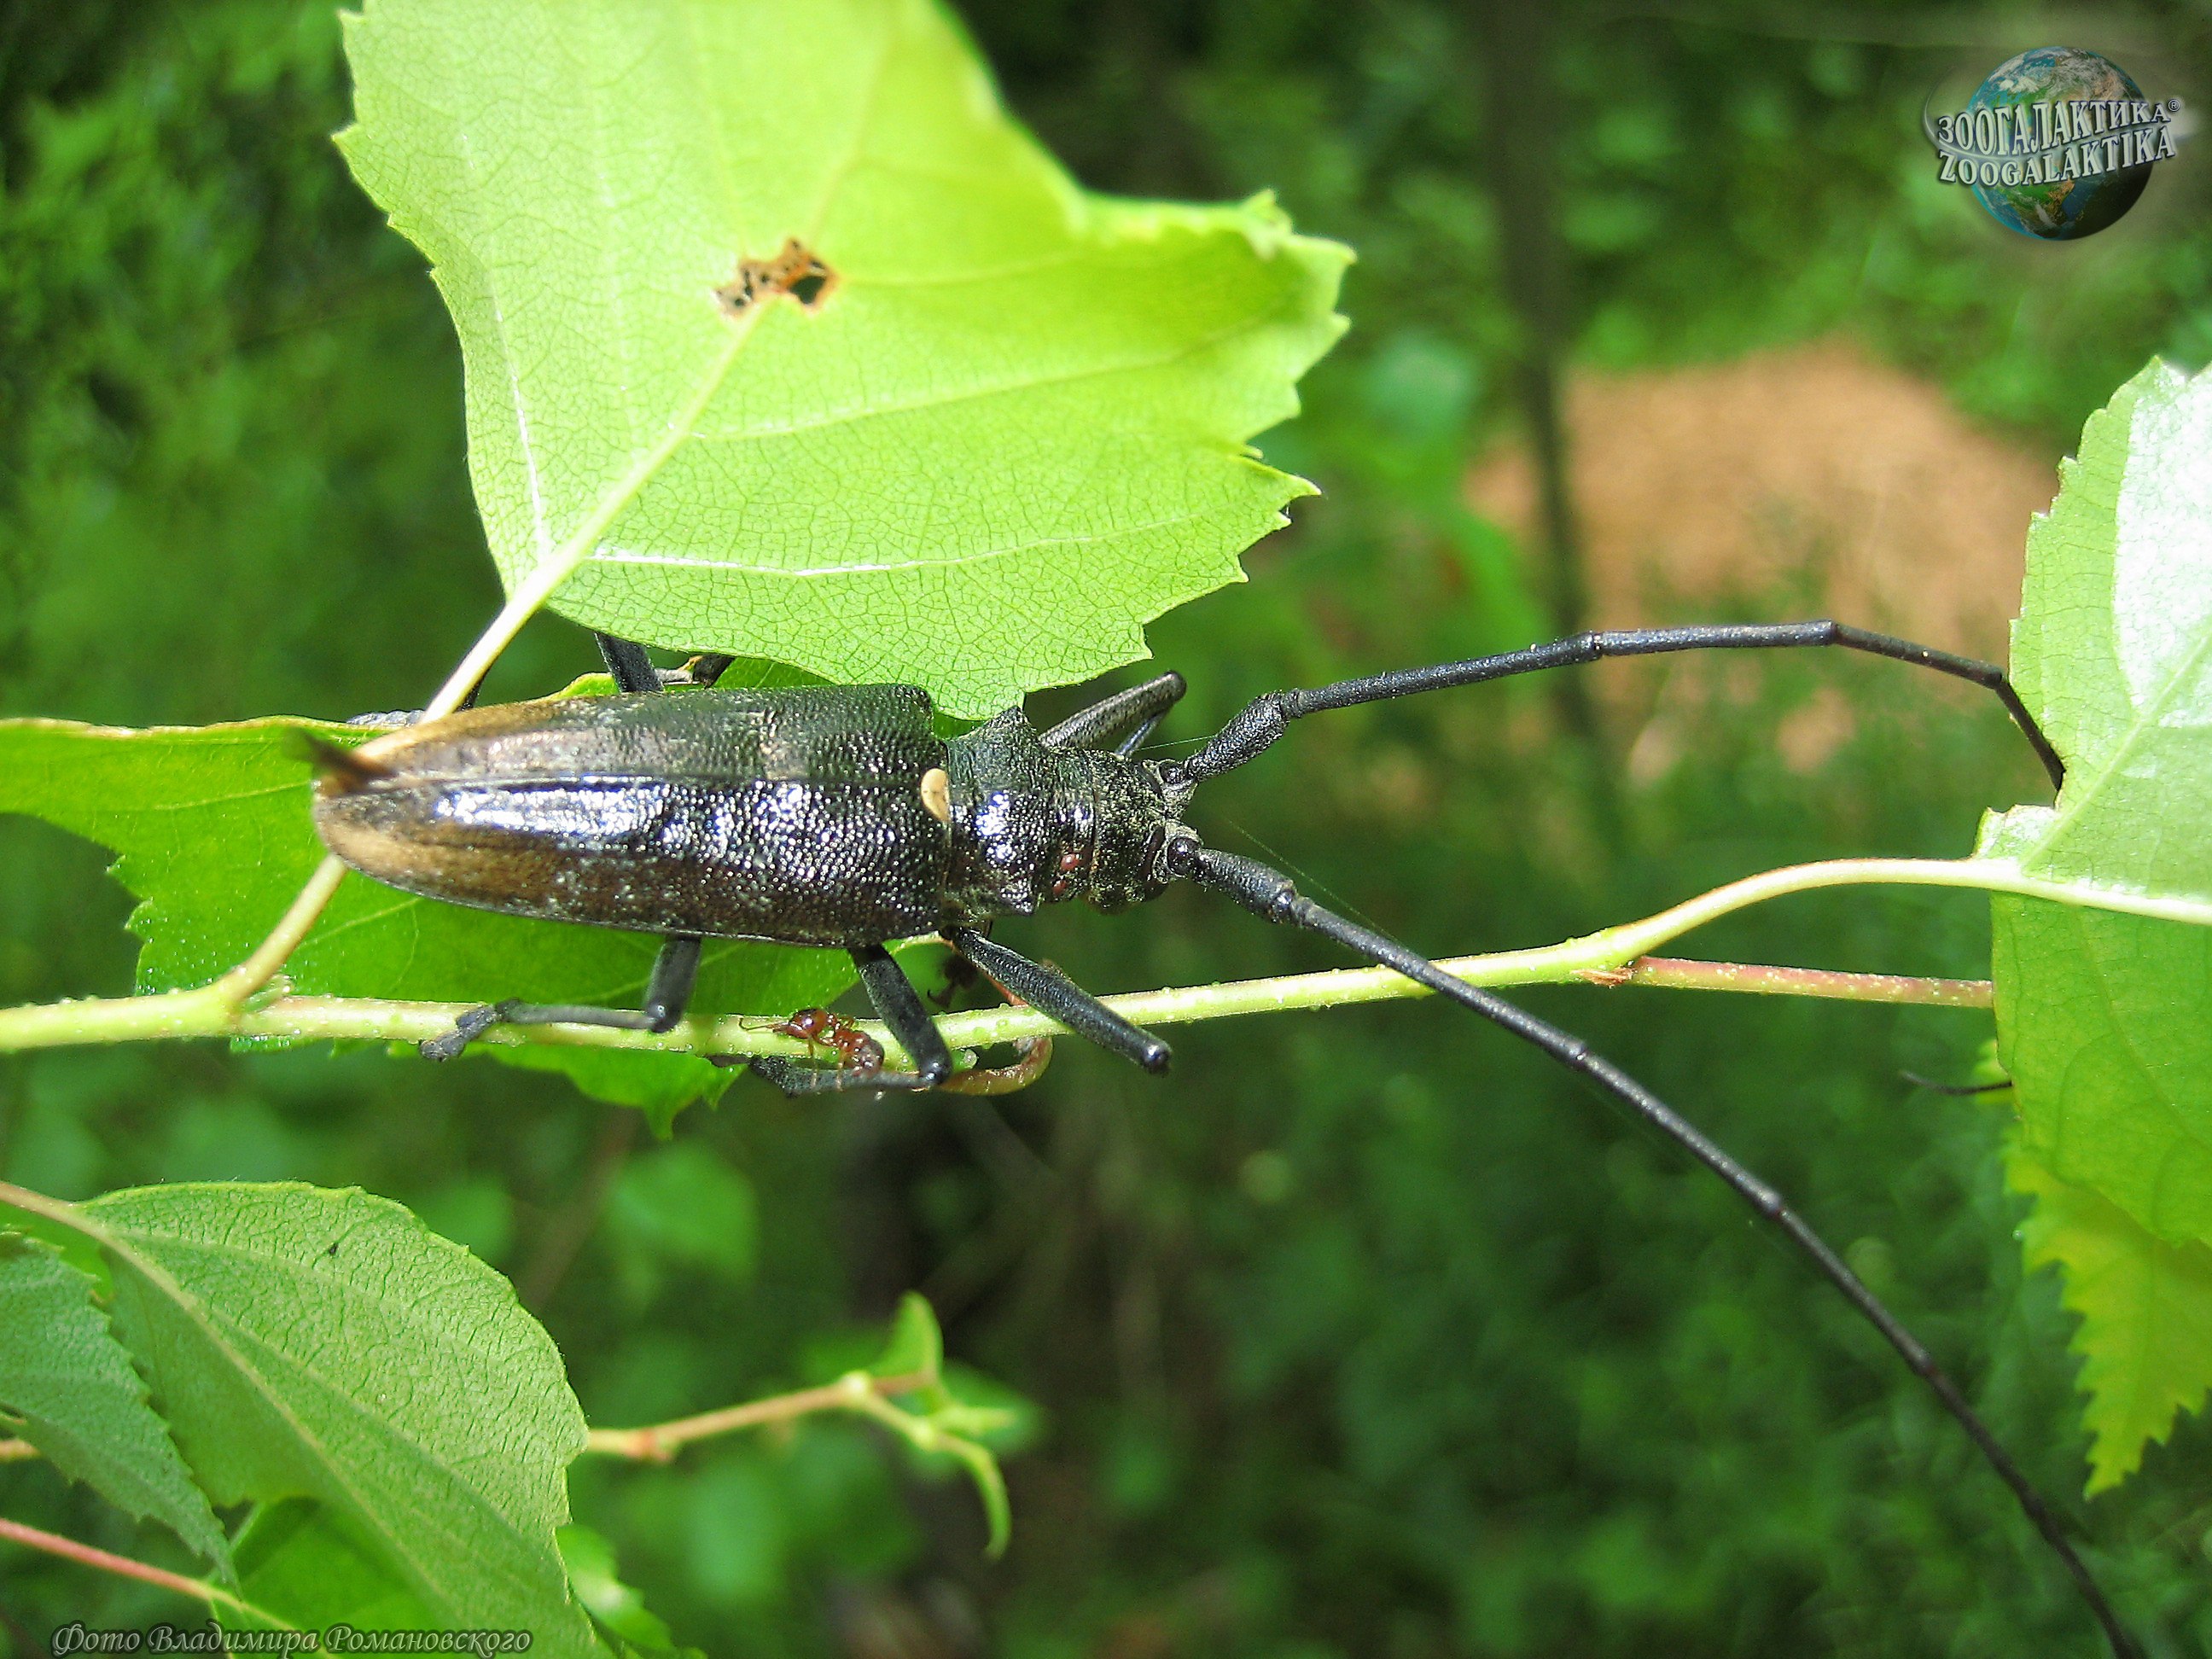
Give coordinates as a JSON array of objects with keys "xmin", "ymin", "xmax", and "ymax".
[
  {"xmin": 337, "ymin": 0, "xmax": 1349, "ymax": 718},
  {"xmin": 1988, "ymin": 361, "xmax": 2212, "ymax": 1248}
]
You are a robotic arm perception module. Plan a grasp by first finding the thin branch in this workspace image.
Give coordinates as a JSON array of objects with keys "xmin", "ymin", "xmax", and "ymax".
[
  {"xmin": 0, "ymin": 1514, "xmax": 273, "ymax": 1621},
  {"xmin": 0, "ymin": 1441, "xmax": 38, "ymax": 1463},
  {"xmin": 0, "ymin": 856, "xmax": 2198, "ymax": 1063},
  {"xmin": 1581, "ymin": 956, "xmax": 1992, "ymax": 1007},
  {"xmin": 210, "ymin": 854, "xmax": 348, "ymax": 1004},
  {"xmin": 585, "ymin": 1370, "xmax": 930, "ymax": 1462},
  {"xmin": 0, "ymin": 954, "xmax": 1959, "ymax": 1063}
]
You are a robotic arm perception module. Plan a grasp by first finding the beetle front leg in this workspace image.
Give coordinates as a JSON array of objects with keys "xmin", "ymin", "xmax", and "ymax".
[
  {"xmin": 420, "ymin": 933, "xmax": 703, "ymax": 1061},
  {"xmin": 946, "ymin": 927, "xmax": 1168, "ymax": 1072},
  {"xmin": 1039, "ymin": 671, "xmax": 1185, "ymax": 753}
]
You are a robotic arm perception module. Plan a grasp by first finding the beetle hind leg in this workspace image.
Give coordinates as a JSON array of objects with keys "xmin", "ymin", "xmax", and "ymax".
[
  {"xmin": 420, "ymin": 934, "xmax": 703, "ymax": 1061},
  {"xmin": 745, "ymin": 1052, "xmax": 948, "ymax": 1095},
  {"xmin": 419, "ymin": 999, "xmax": 519, "ymax": 1061}
]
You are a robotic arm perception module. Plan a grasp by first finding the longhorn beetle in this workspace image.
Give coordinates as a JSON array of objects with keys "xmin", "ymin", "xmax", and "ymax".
[{"xmin": 307, "ymin": 624, "xmax": 2130, "ymax": 1656}]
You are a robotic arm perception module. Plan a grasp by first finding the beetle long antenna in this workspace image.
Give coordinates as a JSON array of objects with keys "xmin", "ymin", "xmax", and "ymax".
[
  {"xmin": 1165, "ymin": 622, "xmax": 2065, "ymax": 792},
  {"xmin": 1177, "ymin": 841, "xmax": 2139, "ymax": 1659}
]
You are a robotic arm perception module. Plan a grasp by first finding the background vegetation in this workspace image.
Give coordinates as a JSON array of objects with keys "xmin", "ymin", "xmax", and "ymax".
[{"xmin": 3, "ymin": 0, "xmax": 2209, "ymax": 1651}]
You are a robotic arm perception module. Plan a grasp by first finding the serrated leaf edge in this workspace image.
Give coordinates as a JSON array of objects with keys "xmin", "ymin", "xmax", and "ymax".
[
  {"xmin": 8, "ymin": 1181, "xmax": 591, "ymax": 1635},
  {"xmin": 0, "ymin": 1231, "xmax": 232, "ymax": 1574}
]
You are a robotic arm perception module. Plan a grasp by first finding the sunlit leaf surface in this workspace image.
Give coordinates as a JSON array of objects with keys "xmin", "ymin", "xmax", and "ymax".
[
  {"xmin": 1988, "ymin": 362, "xmax": 2212, "ymax": 1259},
  {"xmin": 0, "ymin": 1233, "xmax": 229, "ymax": 1569},
  {"xmin": 35, "ymin": 1182, "xmax": 597, "ymax": 1647},
  {"xmin": 337, "ymin": 0, "xmax": 1348, "ymax": 717}
]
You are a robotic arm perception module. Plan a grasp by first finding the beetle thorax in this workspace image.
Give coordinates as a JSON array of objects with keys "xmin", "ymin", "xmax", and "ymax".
[{"xmin": 941, "ymin": 710, "xmax": 1179, "ymax": 924}]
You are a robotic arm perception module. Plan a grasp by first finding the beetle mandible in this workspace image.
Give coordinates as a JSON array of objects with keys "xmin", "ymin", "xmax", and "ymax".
[{"xmin": 306, "ymin": 623, "xmax": 2131, "ymax": 1657}]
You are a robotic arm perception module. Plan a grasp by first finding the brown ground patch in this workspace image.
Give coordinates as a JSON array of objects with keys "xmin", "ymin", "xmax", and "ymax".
[{"xmin": 1466, "ymin": 339, "xmax": 2062, "ymax": 660}]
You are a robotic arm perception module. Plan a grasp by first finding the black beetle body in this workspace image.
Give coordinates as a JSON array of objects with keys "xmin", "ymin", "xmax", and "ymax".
[{"xmin": 313, "ymin": 684, "xmax": 1185, "ymax": 948}]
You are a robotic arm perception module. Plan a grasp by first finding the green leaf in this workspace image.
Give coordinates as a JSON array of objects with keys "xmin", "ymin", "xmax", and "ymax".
[
  {"xmin": 868, "ymin": 1291, "xmax": 944, "ymax": 1382},
  {"xmin": 848, "ymin": 1294, "xmax": 1024, "ymax": 1557},
  {"xmin": 1989, "ymin": 359, "xmax": 2212, "ymax": 1248},
  {"xmin": 224, "ymin": 1498, "xmax": 435, "ymax": 1630},
  {"xmin": 0, "ymin": 714, "xmax": 854, "ymax": 1119},
  {"xmin": 2007, "ymin": 1138, "xmax": 2212, "ymax": 1493},
  {"xmin": 1994, "ymin": 903, "xmax": 2212, "ymax": 1245},
  {"xmin": 936, "ymin": 1435, "xmax": 1011, "ymax": 1560},
  {"xmin": 336, "ymin": 0, "xmax": 1348, "ymax": 718},
  {"xmin": 934, "ymin": 1360, "xmax": 1044, "ymax": 1457},
  {"xmin": 1996, "ymin": 358, "xmax": 2212, "ymax": 907},
  {"xmin": 560, "ymin": 1524, "xmax": 695, "ymax": 1654},
  {"xmin": 3, "ymin": 1180, "xmax": 600, "ymax": 1651},
  {"xmin": 0, "ymin": 1232, "xmax": 229, "ymax": 1570}
]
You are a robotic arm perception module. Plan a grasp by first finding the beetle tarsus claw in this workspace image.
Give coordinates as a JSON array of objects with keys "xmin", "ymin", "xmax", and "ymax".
[{"xmin": 421, "ymin": 999, "xmax": 515, "ymax": 1061}]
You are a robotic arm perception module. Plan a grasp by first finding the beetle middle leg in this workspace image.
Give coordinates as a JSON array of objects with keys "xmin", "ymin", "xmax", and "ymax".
[
  {"xmin": 595, "ymin": 632, "xmax": 740, "ymax": 694},
  {"xmin": 745, "ymin": 933, "xmax": 1160, "ymax": 1093},
  {"xmin": 748, "ymin": 944, "xmax": 954, "ymax": 1095}
]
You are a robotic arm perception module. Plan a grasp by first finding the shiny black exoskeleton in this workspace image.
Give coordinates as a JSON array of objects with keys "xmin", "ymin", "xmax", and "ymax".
[
  {"xmin": 310, "ymin": 635, "xmax": 1195, "ymax": 1090},
  {"xmin": 316, "ymin": 686, "xmax": 1190, "ymax": 951},
  {"xmin": 303, "ymin": 622, "xmax": 2132, "ymax": 1655}
]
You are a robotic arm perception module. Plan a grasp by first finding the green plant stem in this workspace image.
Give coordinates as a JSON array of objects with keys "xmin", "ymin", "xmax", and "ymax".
[
  {"xmin": 0, "ymin": 856, "xmax": 2199, "ymax": 1062},
  {"xmin": 0, "ymin": 1513, "xmax": 282, "ymax": 1624},
  {"xmin": 836, "ymin": 1386, "xmax": 1013, "ymax": 1557},
  {"xmin": 585, "ymin": 1370, "xmax": 930, "ymax": 1462}
]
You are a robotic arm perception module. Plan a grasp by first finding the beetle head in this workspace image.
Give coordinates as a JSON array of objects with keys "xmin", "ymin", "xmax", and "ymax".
[{"xmin": 1064, "ymin": 751, "xmax": 1194, "ymax": 914}]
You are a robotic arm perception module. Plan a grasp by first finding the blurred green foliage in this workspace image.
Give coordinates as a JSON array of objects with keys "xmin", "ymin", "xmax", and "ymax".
[{"xmin": 2, "ymin": 0, "xmax": 2209, "ymax": 1653}]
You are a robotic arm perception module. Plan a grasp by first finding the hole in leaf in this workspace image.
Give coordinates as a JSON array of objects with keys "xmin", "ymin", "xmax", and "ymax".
[{"xmin": 714, "ymin": 238, "xmax": 838, "ymax": 318}]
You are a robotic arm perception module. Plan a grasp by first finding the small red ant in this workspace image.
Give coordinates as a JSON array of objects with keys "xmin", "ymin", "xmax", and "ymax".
[
  {"xmin": 748, "ymin": 965, "xmax": 1055, "ymax": 1094},
  {"xmin": 748, "ymin": 1007, "xmax": 883, "ymax": 1074}
]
